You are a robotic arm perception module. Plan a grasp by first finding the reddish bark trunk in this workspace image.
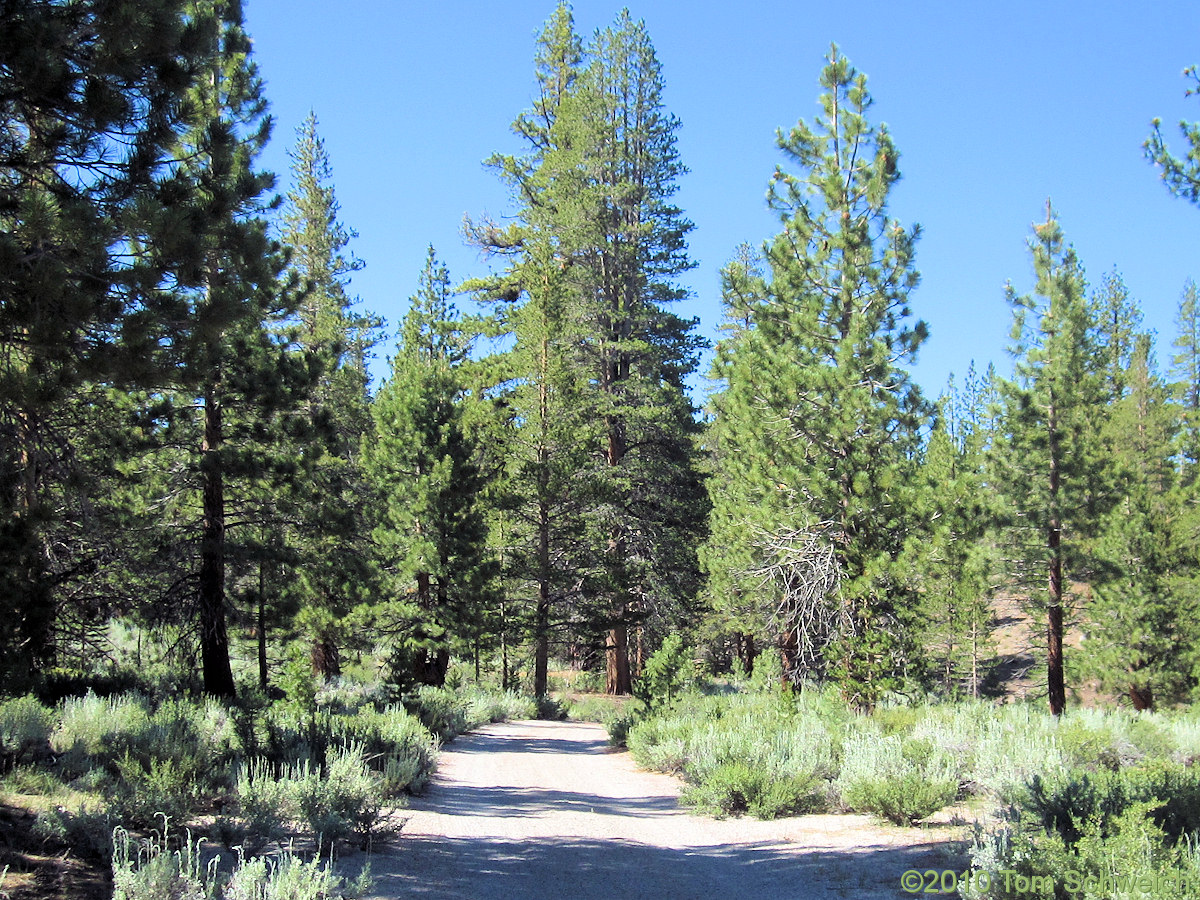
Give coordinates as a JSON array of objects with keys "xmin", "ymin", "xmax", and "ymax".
[{"xmin": 200, "ymin": 390, "xmax": 236, "ymax": 699}]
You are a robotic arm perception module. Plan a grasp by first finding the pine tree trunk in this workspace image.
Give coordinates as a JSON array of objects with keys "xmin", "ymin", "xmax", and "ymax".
[
  {"xmin": 412, "ymin": 571, "xmax": 446, "ymax": 686},
  {"xmin": 311, "ymin": 631, "xmax": 341, "ymax": 680},
  {"xmin": 257, "ymin": 560, "xmax": 268, "ymax": 690},
  {"xmin": 635, "ymin": 625, "xmax": 645, "ymax": 678},
  {"xmin": 533, "ymin": 333, "xmax": 553, "ymax": 699},
  {"xmin": 534, "ymin": 581, "xmax": 550, "ymax": 698},
  {"xmin": 970, "ymin": 619, "xmax": 980, "ymax": 700},
  {"xmin": 1129, "ymin": 684, "xmax": 1154, "ymax": 711},
  {"xmin": 1047, "ymin": 391, "xmax": 1066, "ymax": 717},
  {"xmin": 780, "ymin": 628, "xmax": 799, "ymax": 690},
  {"xmin": 603, "ymin": 413, "xmax": 632, "ymax": 695},
  {"xmin": 606, "ymin": 616, "xmax": 631, "ymax": 694},
  {"xmin": 743, "ymin": 632, "xmax": 756, "ymax": 677},
  {"xmin": 200, "ymin": 388, "xmax": 236, "ymax": 699}
]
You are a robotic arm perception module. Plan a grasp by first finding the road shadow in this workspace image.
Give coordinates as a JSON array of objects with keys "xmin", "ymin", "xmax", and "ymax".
[
  {"xmin": 346, "ymin": 833, "xmax": 967, "ymax": 900},
  {"xmin": 444, "ymin": 731, "xmax": 610, "ymax": 757},
  {"xmin": 411, "ymin": 783, "xmax": 679, "ymax": 819}
]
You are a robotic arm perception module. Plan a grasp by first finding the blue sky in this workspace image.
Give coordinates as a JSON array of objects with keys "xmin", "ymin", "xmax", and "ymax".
[{"xmin": 244, "ymin": 0, "xmax": 1200, "ymax": 401}]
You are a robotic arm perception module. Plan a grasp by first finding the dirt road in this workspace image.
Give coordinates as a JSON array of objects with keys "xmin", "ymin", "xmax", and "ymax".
[{"xmin": 357, "ymin": 720, "xmax": 963, "ymax": 900}]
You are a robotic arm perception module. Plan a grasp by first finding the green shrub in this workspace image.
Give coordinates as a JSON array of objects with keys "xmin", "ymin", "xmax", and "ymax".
[
  {"xmin": 32, "ymin": 805, "xmax": 115, "ymax": 861},
  {"xmin": 837, "ymin": 733, "xmax": 957, "ymax": 825},
  {"xmin": 747, "ymin": 648, "xmax": 782, "ymax": 693},
  {"xmin": 966, "ymin": 802, "xmax": 1200, "ymax": 900},
  {"xmin": 1024, "ymin": 760, "xmax": 1200, "ymax": 848},
  {"xmin": 234, "ymin": 759, "xmax": 294, "ymax": 849},
  {"xmin": 606, "ymin": 710, "xmax": 638, "ymax": 748},
  {"xmin": 293, "ymin": 745, "xmax": 383, "ymax": 848},
  {"xmin": 108, "ymin": 753, "xmax": 202, "ymax": 829},
  {"xmin": 840, "ymin": 771, "xmax": 957, "ymax": 826},
  {"xmin": 871, "ymin": 704, "xmax": 921, "ymax": 737},
  {"xmin": 223, "ymin": 851, "xmax": 372, "ymax": 900},
  {"xmin": 535, "ymin": 694, "xmax": 567, "ymax": 720},
  {"xmin": 572, "ymin": 670, "xmax": 603, "ymax": 693},
  {"xmin": 0, "ymin": 695, "xmax": 54, "ymax": 772},
  {"xmin": 681, "ymin": 761, "xmax": 822, "ymax": 819}
]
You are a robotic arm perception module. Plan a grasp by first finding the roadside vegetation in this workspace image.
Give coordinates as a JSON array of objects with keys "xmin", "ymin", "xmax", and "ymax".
[
  {"xmin": 613, "ymin": 643, "xmax": 1200, "ymax": 899},
  {"xmin": 0, "ymin": 668, "xmax": 545, "ymax": 900}
]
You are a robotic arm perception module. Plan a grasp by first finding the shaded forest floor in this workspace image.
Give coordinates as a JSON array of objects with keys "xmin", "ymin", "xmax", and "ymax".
[{"xmin": 0, "ymin": 804, "xmax": 109, "ymax": 900}]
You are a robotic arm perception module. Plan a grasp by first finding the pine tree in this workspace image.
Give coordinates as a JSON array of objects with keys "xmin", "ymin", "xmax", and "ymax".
[
  {"xmin": 0, "ymin": 0, "xmax": 207, "ymax": 687},
  {"xmin": 1172, "ymin": 280, "xmax": 1200, "ymax": 484},
  {"xmin": 362, "ymin": 249, "xmax": 493, "ymax": 689},
  {"xmin": 277, "ymin": 112, "xmax": 380, "ymax": 682},
  {"xmin": 150, "ymin": 0, "xmax": 306, "ymax": 698},
  {"xmin": 1091, "ymin": 270, "xmax": 1142, "ymax": 401},
  {"xmin": 995, "ymin": 204, "xmax": 1112, "ymax": 716},
  {"xmin": 699, "ymin": 245, "xmax": 783, "ymax": 677},
  {"xmin": 908, "ymin": 365, "xmax": 999, "ymax": 698},
  {"xmin": 555, "ymin": 11, "xmax": 706, "ymax": 694},
  {"xmin": 466, "ymin": 3, "xmax": 591, "ymax": 698},
  {"xmin": 471, "ymin": 6, "xmax": 705, "ymax": 695},
  {"xmin": 706, "ymin": 46, "xmax": 929, "ymax": 706},
  {"xmin": 1082, "ymin": 334, "xmax": 1192, "ymax": 708},
  {"xmin": 1146, "ymin": 64, "xmax": 1200, "ymax": 203}
]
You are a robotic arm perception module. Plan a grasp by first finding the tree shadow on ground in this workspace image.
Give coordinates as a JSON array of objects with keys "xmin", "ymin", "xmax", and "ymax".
[
  {"xmin": 348, "ymin": 833, "xmax": 967, "ymax": 900},
  {"xmin": 445, "ymin": 731, "xmax": 610, "ymax": 756},
  {"xmin": 410, "ymin": 783, "xmax": 680, "ymax": 819}
]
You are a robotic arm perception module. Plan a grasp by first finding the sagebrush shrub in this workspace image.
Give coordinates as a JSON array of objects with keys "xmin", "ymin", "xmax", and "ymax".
[
  {"xmin": 234, "ymin": 758, "xmax": 294, "ymax": 849},
  {"xmin": 330, "ymin": 705, "xmax": 438, "ymax": 796},
  {"xmin": 629, "ymin": 692, "xmax": 837, "ymax": 819},
  {"xmin": 836, "ymin": 733, "xmax": 957, "ymax": 825},
  {"xmin": 0, "ymin": 695, "xmax": 54, "ymax": 772},
  {"xmin": 109, "ymin": 753, "xmax": 202, "ymax": 829},
  {"xmin": 224, "ymin": 851, "xmax": 372, "ymax": 900},
  {"xmin": 407, "ymin": 687, "xmax": 470, "ymax": 741},
  {"xmin": 293, "ymin": 745, "xmax": 382, "ymax": 848},
  {"xmin": 52, "ymin": 692, "xmax": 150, "ymax": 777}
]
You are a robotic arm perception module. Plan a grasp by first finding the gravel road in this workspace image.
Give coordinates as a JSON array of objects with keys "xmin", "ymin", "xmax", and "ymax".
[{"xmin": 355, "ymin": 720, "xmax": 963, "ymax": 900}]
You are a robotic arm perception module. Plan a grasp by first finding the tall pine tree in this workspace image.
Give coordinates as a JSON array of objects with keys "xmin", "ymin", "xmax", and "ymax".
[
  {"xmin": 149, "ymin": 0, "xmax": 306, "ymax": 698},
  {"xmin": 995, "ymin": 205, "xmax": 1112, "ymax": 716},
  {"xmin": 705, "ymin": 46, "xmax": 928, "ymax": 706},
  {"xmin": 470, "ymin": 6, "xmax": 705, "ymax": 695},
  {"xmin": 554, "ymin": 11, "xmax": 706, "ymax": 694},
  {"xmin": 1082, "ymin": 333, "xmax": 1192, "ymax": 709},
  {"xmin": 0, "ymin": 0, "xmax": 207, "ymax": 688},
  {"xmin": 362, "ymin": 249, "xmax": 493, "ymax": 689},
  {"xmin": 278, "ymin": 112, "xmax": 380, "ymax": 682}
]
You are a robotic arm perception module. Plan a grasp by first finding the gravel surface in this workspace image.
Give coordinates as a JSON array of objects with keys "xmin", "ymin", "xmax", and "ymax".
[{"xmin": 352, "ymin": 720, "xmax": 964, "ymax": 900}]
